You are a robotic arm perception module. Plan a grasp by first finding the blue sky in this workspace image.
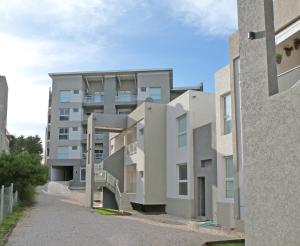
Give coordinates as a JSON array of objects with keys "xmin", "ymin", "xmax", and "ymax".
[{"xmin": 0, "ymin": 0, "xmax": 237, "ymax": 143}]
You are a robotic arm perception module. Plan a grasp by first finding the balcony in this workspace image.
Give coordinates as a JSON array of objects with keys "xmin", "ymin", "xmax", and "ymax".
[
  {"xmin": 278, "ymin": 65, "xmax": 300, "ymax": 92},
  {"xmin": 127, "ymin": 142, "xmax": 137, "ymax": 155},
  {"xmin": 115, "ymin": 92, "xmax": 137, "ymax": 105},
  {"xmin": 83, "ymin": 94, "xmax": 104, "ymax": 106},
  {"xmin": 81, "ymin": 133, "xmax": 104, "ymax": 143}
]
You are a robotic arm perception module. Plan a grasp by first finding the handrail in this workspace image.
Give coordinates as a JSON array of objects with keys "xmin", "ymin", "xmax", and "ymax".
[
  {"xmin": 277, "ymin": 64, "xmax": 300, "ymax": 78},
  {"xmin": 277, "ymin": 65, "xmax": 300, "ymax": 92}
]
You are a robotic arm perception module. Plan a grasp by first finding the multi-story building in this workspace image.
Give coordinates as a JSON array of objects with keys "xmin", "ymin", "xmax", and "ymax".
[
  {"xmin": 214, "ymin": 0, "xmax": 300, "ymax": 235},
  {"xmin": 85, "ymin": 90, "xmax": 216, "ymax": 214},
  {"xmin": 45, "ymin": 69, "xmax": 202, "ymax": 189},
  {"xmin": 0, "ymin": 76, "xmax": 9, "ymax": 153}
]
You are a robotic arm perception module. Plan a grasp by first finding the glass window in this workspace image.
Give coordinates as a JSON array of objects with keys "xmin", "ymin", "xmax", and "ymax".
[
  {"xmin": 225, "ymin": 157, "xmax": 234, "ymax": 199},
  {"xmin": 72, "ymin": 127, "xmax": 78, "ymax": 131},
  {"xmin": 72, "ymin": 146, "xmax": 78, "ymax": 150},
  {"xmin": 73, "ymin": 108, "xmax": 79, "ymax": 113},
  {"xmin": 59, "ymin": 90, "xmax": 71, "ymax": 102},
  {"xmin": 57, "ymin": 146, "xmax": 69, "ymax": 159},
  {"xmin": 94, "ymin": 149, "xmax": 103, "ymax": 161},
  {"xmin": 80, "ymin": 168, "xmax": 86, "ymax": 182},
  {"xmin": 59, "ymin": 108, "xmax": 70, "ymax": 121},
  {"xmin": 223, "ymin": 94, "xmax": 232, "ymax": 135},
  {"xmin": 177, "ymin": 114, "xmax": 187, "ymax": 147},
  {"xmin": 59, "ymin": 128, "xmax": 69, "ymax": 140},
  {"xmin": 73, "ymin": 90, "xmax": 79, "ymax": 94},
  {"xmin": 178, "ymin": 164, "xmax": 188, "ymax": 196},
  {"xmin": 140, "ymin": 87, "xmax": 146, "ymax": 92},
  {"xmin": 149, "ymin": 87, "xmax": 161, "ymax": 100}
]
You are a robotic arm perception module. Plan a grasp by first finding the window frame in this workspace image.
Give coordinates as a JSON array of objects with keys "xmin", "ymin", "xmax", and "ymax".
[
  {"xmin": 178, "ymin": 163, "xmax": 188, "ymax": 196},
  {"xmin": 223, "ymin": 93, "xmax": 232, "ymax": 135},
  {"xmin": 177, "ymin": 114, "xmax": 187, "ymax": 148},
  {"xmin": 57, "ymin": 146, "xmax": 69, "ymax": 159},
  {"xmin": 59, "ymin": 90, "xmax": 71, "ymax": 103},
  {"xmin": 58, "ymin": 128, "xmax": 69, "ymax": 140},
  {"xmin": 80, "ymin": 167, "xmax": 86, "ymax": 182},
  {"xmin": 59, "ymin": 108, "xmax": 70, "ymax": 121},
  {"xmin": 225, "ymin": 156, "xmax": 234, "ymax": 199},
  {"xmin": 149, "ymin": 87, "xmax": 161, "ymax": 100}
]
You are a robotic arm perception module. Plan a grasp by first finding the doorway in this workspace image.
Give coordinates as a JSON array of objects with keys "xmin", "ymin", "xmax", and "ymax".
[{"xmin": 198, "ymin": 177, "xmax": 205, "ymax": 217}]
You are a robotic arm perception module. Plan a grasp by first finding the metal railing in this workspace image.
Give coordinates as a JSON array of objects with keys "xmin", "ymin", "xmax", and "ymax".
[
  {"xmin": 127, "ymin": 142, "xmax": 137, "ymax": 155},
  {"xmin": 278, "ymin": 65, "xmax": 300, "ymax": 92},
  {"xmin": 94, "ymin": 168, "xmax": 122, "ymax": 208},
  {"xmin": 115, "ymin": 94, "xmax": 137, "ymax": 102},
  {"xmin": 0, "ymin": 183, "xmax": 18, "ymax": 223},
  {"xmin": 84, "ymin": 95, "xmax": 104, "ymax": 104}
]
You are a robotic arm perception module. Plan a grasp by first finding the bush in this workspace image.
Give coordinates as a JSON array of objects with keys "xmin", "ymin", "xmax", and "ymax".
[{"xmin": 0, "ymin": 152, "xmax": 48, "ymax": 205}]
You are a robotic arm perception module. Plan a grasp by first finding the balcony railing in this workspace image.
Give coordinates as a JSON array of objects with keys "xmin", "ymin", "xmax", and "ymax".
[
  {"xmin": 83, "ymin": 95, "xmax": 104, "ymax": 104},
  {"xmin": 95, "ymin": 153, "xmax": 104, "ymax": 161},
  {"xmin": 127, "ymin": 142, "xmax": 137, "ymax": 155},
  {"xmin": 278, "ymin": 65, "xmax": 300, "ymax": 92},
  {"xmin": 115, "ymin": 93, "xmax": 137, "ymax": 102}
]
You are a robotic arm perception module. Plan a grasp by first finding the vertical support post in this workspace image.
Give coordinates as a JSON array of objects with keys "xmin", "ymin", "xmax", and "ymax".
[
  {"xmin": 0, "ymin": 185, "xmax": 4, "ymax": 223},
  {"xmin": 9, "ymin": 183, "xmax": 13, "ymax": 213}
]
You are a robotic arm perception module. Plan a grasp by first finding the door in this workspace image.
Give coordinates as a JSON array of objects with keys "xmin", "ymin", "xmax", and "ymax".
[{"xmin": 198, "ymin": 177, "xmax": 205, "ymax": 217}]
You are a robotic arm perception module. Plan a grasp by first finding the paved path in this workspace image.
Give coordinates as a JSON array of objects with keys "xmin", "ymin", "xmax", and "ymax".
[{"xmin": 8, "ymin": 190, "xmax": 229, "ymax": 246}]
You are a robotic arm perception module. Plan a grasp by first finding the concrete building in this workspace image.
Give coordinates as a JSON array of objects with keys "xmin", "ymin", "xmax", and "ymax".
[
  {"xmin": 0, "ymin": 76, "xmax": 9, "ymax": 153},
  {"xmin": 45, "ymin": 69, "xmax": 202, "ymax": 189},
  {"xmin": 213, "ymin": 0, "xmax": 300, "ymax": 233},
  {"xmin": 166, "ymin": 90, "xmax": 216, "ymax": 220},
  {"xmin": 236, "ymin": 0, "xmax": 300, "ymax": 245},
  {"xmin": 85, "ymin": 90, "xmax": 215, "ymax": 213}
]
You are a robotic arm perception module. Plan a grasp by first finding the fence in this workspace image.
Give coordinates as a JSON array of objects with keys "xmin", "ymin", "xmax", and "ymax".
[{"xmin": 0, "ymin": 183, "xmax": 18, "ymax": 224}]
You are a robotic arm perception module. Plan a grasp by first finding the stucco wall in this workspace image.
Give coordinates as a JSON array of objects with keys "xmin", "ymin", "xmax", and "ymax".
[
  {"xmin": 0, "ymin": 76, "xmax": 8, "ymax": 152},
  {"xmin": 237, "ymin": 0, "xmax": 300, "ymax": 245}
]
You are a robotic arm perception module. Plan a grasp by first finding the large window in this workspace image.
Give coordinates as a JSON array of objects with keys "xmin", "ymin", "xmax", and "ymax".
[
  {"xmin": 59, "ymin": 128, "xmax": 69, "ymax": 140},
  {"xmin": 223, "ymin": 94, "xmax": 232, "ymax": 135},
  {"xmin": 178, "ymin": 164, "xmax": 188, "ymax": 196},
  {"xmin": 149, "ymin": 87, "xmax": 161, "ymax": 100},
  {"xmin": 177, "ymin": 114, "xmax": 187, "ymax": 147},
  {"xmin": 59, "ymin": 90, "xmax": 71, "ymax": 102},
  {"xmin": 57, "ymin": 146, "xmax": 69, "ymax": 159},
  {"xmin": 80, "ymin": 168, "xmax": 86, "ymax": 182},
  {"xmin": 59, "ymin": 108, "xmax": 70, "ymax": 121},
  {"xmin": 225, "ymin": 157, "xmax": 234, "ymax": 199},
  {"xmin": 94, "ymin": 149, "xmax": 103, "ymax": 161}
]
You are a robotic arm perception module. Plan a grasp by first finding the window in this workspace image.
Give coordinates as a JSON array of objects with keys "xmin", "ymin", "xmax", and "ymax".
[
  {"xmin": 178, "ymin": 164, "xmax": 188, "ymax": 195},
  {"xmin": 73, "ymin": 108, "xmax": 79, "ymax": 113},
  {"xmin": 72, "ymin": 127, "xmax": 78, "ymax": 131},
  {"xmin": 59, "ymin": 128, "xmax": 69, "ymax": 140},
  {"xmin": 140, "ymin": 87, "xmax": 146, "ymax": 92},
  {"xmin": 201, "ymin": 159, "xmax": 212, "ymax": 168},
  {"xmin": 139, "ymin": 128, "xmax": 144, "ymax": 136},
  {"xmin": 118, "ymin": 111, "xmax": 131, "ymax": 115},
  {"xmin": 59, "ymin": 90, "xmax": 71, "ymax": 102},
  {"xmin": 72, "ymin": 146, "xmax": 78, "ymax": 150},
  {"xmin": 177, "ymin": 114, "xmax": 187, "ymax": 147},
  {"xmin": 149, "ymin": 87, "xmax": 161, "ymax": 100},
  {"xmin": 59, "ymin": 108, "xmax": 70, "ymax": 121},
  {"xmin": 57, "ymin": 147, "xmax": 69, "ymax": 159},
  {"xmin": 80, "ymin": 168, "xmax": 86, "ymax": 182},
  {"xmin": 223, "ymin": 94, "xmax": 232, "ymax": 135},
  {"xmin": 225, "ymin": 157, "xmax": 234, "ymax": 199},
  {"xmin": 94, "ymin": 149, "xmax": 103, "ymax": 160},
  {"xmin": 73, "ymin": 90, "xmax": 79, "ymax": 94}
]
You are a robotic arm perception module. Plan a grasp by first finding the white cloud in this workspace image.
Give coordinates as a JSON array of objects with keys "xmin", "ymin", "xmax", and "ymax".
[{"xmin": 167, "ymin": 0, "xmax": 238, "ymax": 36}]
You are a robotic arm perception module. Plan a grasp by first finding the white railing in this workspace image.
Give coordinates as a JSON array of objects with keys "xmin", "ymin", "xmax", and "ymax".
[
  {"xmin": 278, "ymin": 65, "xmax": 300, "ymax": 92},
  {"xmin": 94, "ymin": 169, "xmax": 122, "ymax": 208},
  {"xmin": 84, "ymin": 95, "xmax": 104, "ymax": 104},
  {"xmin": 127, "ymin": 142, "xmax": 137, "ymax": 155}
]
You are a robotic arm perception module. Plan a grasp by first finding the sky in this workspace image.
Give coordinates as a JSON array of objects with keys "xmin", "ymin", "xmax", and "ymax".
[{"xmin": 0, "ymin": 0, "xmax": 238, "ymax": 145}]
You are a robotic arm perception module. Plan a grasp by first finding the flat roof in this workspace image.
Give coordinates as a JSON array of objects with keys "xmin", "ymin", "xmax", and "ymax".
[{"xmin": 48, "ymin": 68, "xmax": 173, "ymax": 77}]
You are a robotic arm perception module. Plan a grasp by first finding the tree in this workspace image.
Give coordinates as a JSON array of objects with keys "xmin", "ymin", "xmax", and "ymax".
[
  {"xmin": 0, "ymin": 152, "xmax": 48, "ymax": 205},
  {"xmin": 9, "ymin": 135, "xmax": 43, "ymax": 157}
]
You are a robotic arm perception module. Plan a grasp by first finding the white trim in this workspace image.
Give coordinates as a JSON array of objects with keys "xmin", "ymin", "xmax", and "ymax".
[{"xmin": 276, "ymin": 19, "xmax": 300, "ymax": 45}]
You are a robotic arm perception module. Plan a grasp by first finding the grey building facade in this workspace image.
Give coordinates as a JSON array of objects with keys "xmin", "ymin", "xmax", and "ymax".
[
  {"xmin": 46, "ymin": 69, "xmax": 202, "ymax": 189},
  {"xmin": 0, "ymin": 76, "xmax": 9, "ymax": 153}
]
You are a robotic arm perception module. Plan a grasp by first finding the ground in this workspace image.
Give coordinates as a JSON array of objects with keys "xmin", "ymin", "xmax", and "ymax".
[{"xmin": 7, "ymin": 187, "xmax": 235, "ymax": 246}]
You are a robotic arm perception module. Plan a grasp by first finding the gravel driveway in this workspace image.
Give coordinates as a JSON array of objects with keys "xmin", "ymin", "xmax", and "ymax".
[{"xmin": 8, "ymin": 190, "xmax": 229, "ymax": 246}]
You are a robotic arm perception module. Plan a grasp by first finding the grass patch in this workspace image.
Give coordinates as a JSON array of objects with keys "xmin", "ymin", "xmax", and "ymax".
[
  {"xmin": 0, "ymin": 205, "xmax": 26, "ymax": 246},
  {"xmin": 93, "ymin": 208, "xmax": 131, "ymax": 216}
]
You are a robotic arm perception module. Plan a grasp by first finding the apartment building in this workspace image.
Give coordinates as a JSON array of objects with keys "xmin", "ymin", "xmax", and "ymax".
[
  {"xmin": 214, "ymin": 0, "xmax": 300, "ymax": 235},
  {"xmin": 85, "ymin": 90, "xmax": 216, "ymax": 215},
  {"xmin": 46, "ymin": 69, "xmax": 202, "ymax": 189},
  {"xmin": 0, "ymin": 76, "xmax": 9, "ymax": 153}
]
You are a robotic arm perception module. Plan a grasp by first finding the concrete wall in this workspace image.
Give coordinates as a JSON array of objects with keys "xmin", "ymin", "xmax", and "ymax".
[
  {"xmin": 193, "ymin": 123, "xmax": 217, "ymax": 221},
  {"xmin": 214, "ymin": 66, "xmax": 235, "ymax": 228},
  {"xmin": 0, "ymin": 76, "xmax": 8, "ymax": 153},
  {"xmin": 166, "ymin": 91, "xmax": 215, "ymax": 218},
  {"xmin": 237, "ymin": 0, "xmax": 300, "ymax": 245},
  {"xmin": 274, "ymin": 0, "xmax": 300, "ymax": 31}
]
